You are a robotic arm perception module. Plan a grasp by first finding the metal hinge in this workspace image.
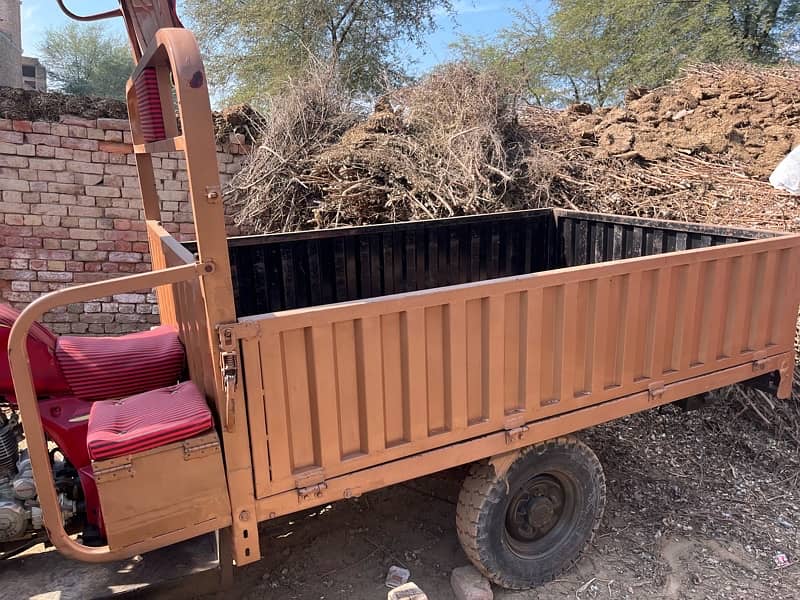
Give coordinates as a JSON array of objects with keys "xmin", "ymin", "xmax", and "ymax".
[
  {"xmin": 94, "ymin": 461, "xmax": 134, "ymax": 483},
  {"xmin": 752, "ymin": 351, "xmax": 768, "ymax": 373},
  {"xmin": 295, "ymin": 469, "xmax": 326, "ymax": 501},
  {"xmin": 648, "ymin": 381, "xmax": 665, "ymax": 402},
  {"xmin": 505, "ymin": 425, "xmax": 529, "ymax": 444},
  {"xmin": 183, "ymin": 437, "xmax": 221, "ymax": 461},
  {"xmin": 297, "ymin": 481, "xmax": 328, "ymax": 500}
]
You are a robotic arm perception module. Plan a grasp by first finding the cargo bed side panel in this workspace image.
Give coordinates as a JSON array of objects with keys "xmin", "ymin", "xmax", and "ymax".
[{"xmin": 241, "ymin": 236, "xmax": 800, "ymax": 498}]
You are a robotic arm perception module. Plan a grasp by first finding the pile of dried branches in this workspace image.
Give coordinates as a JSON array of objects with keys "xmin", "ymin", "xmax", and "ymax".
[
  {"xmin": 226, "ymin": 66, "xmax": 363, "ymax": 232},
  {"xmin": 227, "ymin": 64, "xmax": 528, "ymax": 231}
]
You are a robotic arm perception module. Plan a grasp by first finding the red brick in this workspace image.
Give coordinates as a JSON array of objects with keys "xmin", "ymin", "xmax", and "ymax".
[
  {"xmin": 74, "ymin": 250, "xmax": 108, "ymax": 261},
  {"xmin": 0, "ymin": 201, "xmax": 29, "ymax": 214},
  {"xmin": 66, "ymin": 261, "xmax": 84, "ymax": 272},
  {"xmin": 68, "ymin": 205, "xmax": 103, "ymax": 218},
  {"xmin": 59, "ymin": 115, "xmax": 97, "ymax": 128},
  {"xmin": 112, "ymin": 241, "xmax": 132, "ymax": 252},
  {"xmin": 105, "ymin": 207, "xmax": 138, "ymax": 219},
  {"xmin": 97, "ymin": 118, "xmax": 130, "ymax": 131},
  {"xmin": 35, "ymin": 145, "xmax": 56, "ymax": 158},
  {"xmin": 85, "ymin": 185, "xmax": 120, "ymax": 198},
  {"xmin": 4, "ymin": 214, "xmax": 23, "ymax": 225},
  {"xmin": 32, "ymin": 226, "xmax": 69, "ymax": 239},
  {"xmin": 67, "ymin": 126, "xmax": 87, "ymax": 138},
  {"xmin": 73, "ymin": 273, "xmax": 110, "ymax": 283},
  {"xmin": 0, "ymin": 119, "xmax": 11, "ymax": 130},
  {"xmin": 54, "ymin": 147, "xmax": 74, "ymax": 160},
  {"xmin": 0, "ymin": 131, "xmax": 23, "ymax": 143},
  {"xmin": 22, "ymin": 214, "xmax": 42, "ymax": 226},
  {"xmin": 104, "ymin": 130, "xmax": 123, "ymax": 142},
  {"xmin": 104, "ymin": 229, "xmax": 140, "ymax": 242},
  {"xmin": 24, "ymin": 133, "xmax": 60, "ymax": 147},
  {"xmin": 36, "ymin": 249, "xmax": 72, "ymax": 260},
  {"xmin": 12, "ymin": 121, "xmax": 33, "ymax": 133},
  {"xmin": 0, "ymin": 179, "xmax": 29, "ymax": 192},
  {"xmin": 32, "ymin": 203, "xmax": 67, "ymax": 216},
  {"xmin": 29, "ymin": 158, "xmax": 66, "ymax": 171},
  {"xmin": 0, "ymin": 155, "xmax": 28, "ymax": 168},
  {"xmin": 16, "ymin": 144, "xmax": 35, "ymax": 157},
  {"xmin": 31, "ymin": 122, "xmax": 51, "ymax": 134},
  {"xmin": 47, "ymin": 183, "xmax": 82, "ymax": 195},
  {"xmin": 69, "ymin": 229, "xmax": 104, "ymax": 240},
  {"xmin": 62, "ymin": 138, "xmax": 98, "ymax": 151},
  {"xmin": 98, "ymin": 141, "xmax": 132, "ymax": 154},
  {"xmin": 38, "ymin": 271, "xmax": 73, "ymax": 283},
  {"xmin": 0, "ymin": 269, "xmax": 35, "ymax": 281}
]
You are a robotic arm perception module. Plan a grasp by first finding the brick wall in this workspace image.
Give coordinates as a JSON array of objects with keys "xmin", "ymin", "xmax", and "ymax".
[{"xmin": 0, "ymin": 114, "xmax": 247, "ymax": 334}]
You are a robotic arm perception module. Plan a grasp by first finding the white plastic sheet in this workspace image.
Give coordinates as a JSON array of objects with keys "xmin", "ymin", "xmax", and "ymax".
[{"xmin": 770, "ymin": 145, "xmax": 800, "ymax": 195}]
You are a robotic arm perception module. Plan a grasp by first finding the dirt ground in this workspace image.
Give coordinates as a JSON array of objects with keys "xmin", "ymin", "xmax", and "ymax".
[
  {"xmin": 8, "ymin": 395, "xmax": 800, "ymax": 600},
  {"xmin": 196, "ymin": 396, "xmax": 800, "ymax": 600}
]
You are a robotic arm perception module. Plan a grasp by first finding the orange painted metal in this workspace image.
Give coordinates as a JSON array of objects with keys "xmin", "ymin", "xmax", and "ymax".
[{"xmin": 233, "ymin": 234, "xmax": 799, "ymax": 500}]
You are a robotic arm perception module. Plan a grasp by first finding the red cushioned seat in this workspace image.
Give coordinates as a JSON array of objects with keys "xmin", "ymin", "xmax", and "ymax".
[
  {"xmin": 56, "ymin": 326, "xmax": 185, "ymax": 402},
  {"xmin": 86, "ymin": 381, "xmax": 213, "ymax": 461}
]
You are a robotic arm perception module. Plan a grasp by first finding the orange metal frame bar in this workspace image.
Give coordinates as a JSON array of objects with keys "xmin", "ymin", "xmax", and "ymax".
[{"xmin": 122, "ymin": 27, "xmax": 259, "ymax": 565}]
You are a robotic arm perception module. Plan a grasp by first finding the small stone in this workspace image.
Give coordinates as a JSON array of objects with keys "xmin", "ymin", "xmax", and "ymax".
[
  {"xmin": 451, "ymin": 565, "xmax": 493, "ymax": 600},
  {"xmin": 388, "ymin": 582, "xmax": 428, "ymax": 600}
]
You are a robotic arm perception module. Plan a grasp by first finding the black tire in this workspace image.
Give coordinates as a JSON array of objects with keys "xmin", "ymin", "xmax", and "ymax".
[{"xmin": 456, "ymin": 436, "xmax": 606, "ymax": 589}]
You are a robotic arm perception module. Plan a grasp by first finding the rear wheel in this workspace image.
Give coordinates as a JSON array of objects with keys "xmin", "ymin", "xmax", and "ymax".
[{"xmin": 456, "ymin": 436, "xmax": 605, "ymax": 589}]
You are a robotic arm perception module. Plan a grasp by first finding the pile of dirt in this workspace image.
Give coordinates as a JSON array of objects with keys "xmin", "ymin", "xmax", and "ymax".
[
  {"xmin": 0, "ymin": 86, "xmax": 259, "ymax": 144},
  {"xmin": 515, "ymin": 63, "xmax": 800, "ymax": 229},
  {"xmin": 572, "ymin": 64, "xmax": 799, "ymax": 178},
  {"xmin": 0, "ymin": 86, "xmax": 129, "ymax": 121}
]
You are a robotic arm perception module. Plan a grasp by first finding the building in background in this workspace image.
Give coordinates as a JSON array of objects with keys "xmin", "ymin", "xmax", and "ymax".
[{"xmin": 0, "ymin": 0, "xmax": 46, "ymax": 90}]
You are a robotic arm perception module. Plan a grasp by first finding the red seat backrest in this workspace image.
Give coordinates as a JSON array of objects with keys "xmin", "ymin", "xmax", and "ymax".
[{"xmin": 0, "ymin": 304, "xmax": 71, "ymax": 398}]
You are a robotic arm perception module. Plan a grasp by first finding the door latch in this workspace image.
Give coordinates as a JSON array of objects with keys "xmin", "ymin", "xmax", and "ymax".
[{"xmin": 220, "ymin": 350, "xmax": 238, "ymax": 431}]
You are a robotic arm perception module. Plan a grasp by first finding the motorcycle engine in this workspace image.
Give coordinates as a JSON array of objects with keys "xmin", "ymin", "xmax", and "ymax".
[{"xmin": 0, "ymin": 414, "xmax": 42, "ymax": 543}]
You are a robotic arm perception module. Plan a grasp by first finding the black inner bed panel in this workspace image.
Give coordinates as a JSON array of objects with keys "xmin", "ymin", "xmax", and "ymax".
[{"xmin": 184, "ymin": 209, "xmax": 773, "ymax": 317}]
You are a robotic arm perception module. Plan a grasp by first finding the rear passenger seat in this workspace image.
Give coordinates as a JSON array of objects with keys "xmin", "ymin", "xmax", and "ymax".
[{"xmin": 86, "ymin": 380, "xmax": 214, "ymax": 461}]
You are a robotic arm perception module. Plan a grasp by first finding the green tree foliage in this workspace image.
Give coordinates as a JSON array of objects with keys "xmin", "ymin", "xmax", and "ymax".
[
  {"xmin": 183, "ymin": 0, "xmax": 452, "ymax": 102},
  {"xmin": 455, "ymin": 0, "xmax": 799, "ymax": 107},
  {"xmin": 38, "ymin": 24, "xmax": 132, "ymax": 101}
]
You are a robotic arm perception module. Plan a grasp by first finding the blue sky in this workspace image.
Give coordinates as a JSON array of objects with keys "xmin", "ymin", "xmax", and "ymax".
[{"xmin": 21, "ymin": 0, "xmax": 534, "ymax": 69}]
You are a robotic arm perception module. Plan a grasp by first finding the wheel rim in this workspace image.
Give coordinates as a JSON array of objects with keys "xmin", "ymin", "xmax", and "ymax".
[{"xmin": 503, "ymin": 472, "xmax": 578, "ymax": 559}]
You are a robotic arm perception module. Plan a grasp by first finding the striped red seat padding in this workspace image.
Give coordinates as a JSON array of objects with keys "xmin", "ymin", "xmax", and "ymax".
[
  {"xmin": 56, "ymin": 326, "xmax": 185, "ymax": 402},
  {"xmin": 134, "ymin": 67, "xmax": 167, "ymax": 143},
  {"xmin": 87, "ymin": 381, "xmax": 213, "ymax": 461}
]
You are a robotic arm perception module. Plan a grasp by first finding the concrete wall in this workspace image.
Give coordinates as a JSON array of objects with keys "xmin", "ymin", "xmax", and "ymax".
[
  {"xmin": 0, "ymin": 33, "xmax": 22, "ymax": 89},
  {"xmin": 0, "ymin": 0, "xmax": 22, "ymax": 88},
  {"xmin": 0, "ymin": 114, "xmax": 247, "ymax": 333}
]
